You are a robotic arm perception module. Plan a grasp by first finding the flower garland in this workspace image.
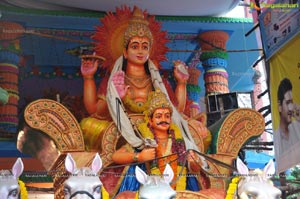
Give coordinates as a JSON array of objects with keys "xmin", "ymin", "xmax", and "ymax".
[
  {"xmin": 225, "ymin": 176, "xmax": 240, "ymax": 199},
  {"xmin": 18, "ymin": 179, "xmax": 28, "ymax": 199},
  {"xmin": 137, "ymin": 120, "xmax": 187, "ymax": 191}
]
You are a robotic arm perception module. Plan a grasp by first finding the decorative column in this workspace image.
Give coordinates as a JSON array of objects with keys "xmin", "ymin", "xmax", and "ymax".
[
  {"xmin": 0, "ymin": 21, "xmax": 24, "ymax": 137},
  {"xmin": 198, "ymin": 30, "xmax": 229, "ymax": 96}
]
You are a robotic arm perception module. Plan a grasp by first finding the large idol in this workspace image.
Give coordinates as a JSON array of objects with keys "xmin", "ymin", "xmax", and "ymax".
[{"xmin": 79, "ymin": 5, "xmax": 210, "ymax": 197}]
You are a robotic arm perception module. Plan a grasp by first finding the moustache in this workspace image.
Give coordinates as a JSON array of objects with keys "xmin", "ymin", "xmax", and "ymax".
[{"xmin": 157, "ymin": 121, "xmax": 170, "ymax": 125}]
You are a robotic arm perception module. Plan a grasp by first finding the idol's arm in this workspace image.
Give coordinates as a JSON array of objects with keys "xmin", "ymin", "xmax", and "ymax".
[
  {"xmin": 83, "ymin": 77, "xmax": 98, "ymax": 114},
  {"xmin": 175, "ymin": 82, "xmax": 187, "ymax": 113},
  {"xmin": 112, "ymin": 146, "xmax": 156, "ymax": 164},
  {"xmin": 173, "ymin": 61, "xmax": 189, "ymax": 113}
]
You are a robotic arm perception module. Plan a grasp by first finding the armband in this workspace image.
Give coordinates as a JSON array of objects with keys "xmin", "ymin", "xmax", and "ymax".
[
  {"xmin": 133, "ymin": 152, "xmax": 139, "ymax": 162},
  {"xmin": 84, "ymin": 76, "xmax": 94, "ymax": 80}
]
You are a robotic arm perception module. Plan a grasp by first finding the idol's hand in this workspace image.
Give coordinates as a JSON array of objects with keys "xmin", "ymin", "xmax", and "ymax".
[
  {"xmin": 187, "ymin": 150, "xmax": 209, "ymax": 172},
  {"xmin": 138, "ymin": 148, "xmax": 156, "ymax": 162},
  {"xmin": 173, "ymin": 60, "xmax": 189, "ymax": 84},
  {"xmin": 81, "ymin": 53, "xmax": 99, "ymax": 78},
  {"xmin": 187, "ymin": 150, "xmax": 201, "ymax": 172},
  {"xmin": 111, "ymin": 71, "xmax": 129, "ymax": 99}
]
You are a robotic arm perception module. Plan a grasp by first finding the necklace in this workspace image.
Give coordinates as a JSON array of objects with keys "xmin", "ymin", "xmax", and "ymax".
[{"xmin": 125, "ymin": 74, "xmax": 151, "ymax": 89}]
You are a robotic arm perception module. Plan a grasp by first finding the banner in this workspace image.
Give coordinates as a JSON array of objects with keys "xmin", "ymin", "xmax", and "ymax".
[
  {"xmin": 270, "ymin": 34, "xmax": 300, "ymax": 173},
  {"xmin": 258, "ymin": 0, "xmax": 300, "ymax": 60}
]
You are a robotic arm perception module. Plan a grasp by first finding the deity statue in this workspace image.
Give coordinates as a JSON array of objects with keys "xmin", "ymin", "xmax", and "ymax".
[
  {"xmin": 80, "ymin": 5, "xmax": 211, "ymax": 196},
  {"xmin": 80, "ymin": 5, "xmax": 210, "ymax": 154},
  {"xmin": 112, "ymin": 89, "xmax": 207, "ymax": 197}
]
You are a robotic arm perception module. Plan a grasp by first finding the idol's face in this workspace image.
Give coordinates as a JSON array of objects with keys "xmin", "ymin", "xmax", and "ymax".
[
  {"xmin": 149, "ymin": 108, "xmax": 172, "ymax": 132},
  {"xmin": 124, "ymin": 36, "xmax": 150, "ymax": 66}
]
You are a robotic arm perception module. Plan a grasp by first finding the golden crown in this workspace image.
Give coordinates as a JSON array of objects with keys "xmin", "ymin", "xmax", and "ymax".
[
  {"xmin": 123, "ymin": 6, "xmax": 153, "ymax": 47},
  {"xmin": 148, "ymin": 89, "xmax": 173, "ymax": 117}
]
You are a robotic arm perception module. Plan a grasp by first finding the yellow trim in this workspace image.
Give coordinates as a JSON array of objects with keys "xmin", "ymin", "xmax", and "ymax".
[
  {"xmin": 101, "ymin": 186, "xmax": 110, "ymax": 199},
  {"xmin": 18, "ymin": 179, "xmax": 28, "ymax": 199},
  {"xmin": 225, "ymin": 176, "xmax": 240, "ymax": 199}
]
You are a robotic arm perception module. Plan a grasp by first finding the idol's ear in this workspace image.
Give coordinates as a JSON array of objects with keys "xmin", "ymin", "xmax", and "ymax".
[
  {"xmin": 263, "ymin": 159, "xmax": 275, "ymax": 179},
  {"xmin": 91, "ymin": 153, "xmax": 102, "ymax": 174},
  {"xmin": 135, "ymin": 166, "xmax": 148, "ymax": 185},
  {"xmin": 236, "ymin": 158, "xmax": 249, "ymax": 176},
  {"xmin": 65, "ymin": 153, "xmax": 77, "ymax": 173},
  {"xmin": 12, "ymin": 158, "xmax": 24, "ymax": 179},
  {"xmin": 163, "ymin": 164, "xmax": 174, "ymax": 184}
]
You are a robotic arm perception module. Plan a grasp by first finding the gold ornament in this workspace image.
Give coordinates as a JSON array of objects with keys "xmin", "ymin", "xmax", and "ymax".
[
  {"xmin": 148, "ymin": 89, "xmax": 172, "ymax": 117},
  {"xmin": 123, "ymin": 6, "xmax": 153, "ymax": 47},
  {"xmin": 92, "ymin": 5, "xmax": 169, "ymax": 71}
]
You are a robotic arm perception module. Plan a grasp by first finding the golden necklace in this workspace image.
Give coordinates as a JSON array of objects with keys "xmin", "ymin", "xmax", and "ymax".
[{"xmin": 125, "ymin": 74, "xmax": 151, "ymax": 89}]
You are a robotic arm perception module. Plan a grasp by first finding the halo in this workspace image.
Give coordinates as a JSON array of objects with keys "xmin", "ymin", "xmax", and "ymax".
[{"xmin": 92, "ymin": 5, "xmax": 169, "ymax": 71}]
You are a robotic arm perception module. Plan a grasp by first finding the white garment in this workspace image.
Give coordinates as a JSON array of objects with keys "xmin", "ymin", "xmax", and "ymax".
[
  {"xmin": 274, "ymin": 120, "xmax": 300, "ymax": 173},
  {"xmin": 106, "ymin": 56, "xmax": 199, "ymax": 152}
]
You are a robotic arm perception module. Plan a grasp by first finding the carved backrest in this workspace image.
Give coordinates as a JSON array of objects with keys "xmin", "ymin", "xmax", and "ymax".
[
  {"xmin": 24, "ymin": 99, "xmax": 85, "ymax": 153},
  {"xmin": 21, "ymin": 99, "xmax": 99, "ymax": 199},
  {"xmin": 204, "ymin": 108, "xmax": 265, "ymax": 190}
]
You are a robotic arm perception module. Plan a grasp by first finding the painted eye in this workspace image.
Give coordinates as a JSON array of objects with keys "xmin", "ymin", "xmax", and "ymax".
[
  {"xmin": 169, "ymin": 196, "xmax": 176, "ymax": 199},
  {"xmin": 94, "ymin": 185, "xmax": 101, "ymax": 194},
  {"xmin": 246, "ymin": 193, "xmax": 257, "ymax": 199},
  {"xmin": 9, "ymin": 189, "xmax": 19, "ymax": 197},
  {"xmin": 63, "ymin": 186, "xmax": 70, "ymax": 195}
]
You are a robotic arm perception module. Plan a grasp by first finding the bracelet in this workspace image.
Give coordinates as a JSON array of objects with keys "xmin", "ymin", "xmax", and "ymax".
[
  {"xmin": 133, "ymin": 152, "xmax": 139, "ymax": 162},
  {"xmin": 177, "ymin": 82, "xmax": 187, "ymax": 85},
  {"xmin": 190, "ymin": 103, "xmax": 200, "ymax": 110},
  {"xmin": 84, "ymin": 76, "xmax": 94, "ymax": 80}
]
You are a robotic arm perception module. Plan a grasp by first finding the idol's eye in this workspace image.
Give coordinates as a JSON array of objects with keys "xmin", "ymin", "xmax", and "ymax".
[
  {"xmin": 94, "ymin": 185, "xmax": 101, "ymax": 194},
  {"xmin": 142, "ymin": 45, "xmax": 149, "ymax": 50},
  {"xmin": 130, "ymin": 44, "xmax": 139, "ymax": 49},
  {"xmin": 63, "ymin": 185, "xmax": 71, "ymax": 195},
  {"xmin": 9, "ymin": 189, "xmax": 19, "ymax": 197},
  {"xmin": 246, "ymin": 192, "xmax": 257, "ymax": 199}
]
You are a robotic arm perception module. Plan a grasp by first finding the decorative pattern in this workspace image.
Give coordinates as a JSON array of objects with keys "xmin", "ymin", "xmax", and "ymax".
[
  {"xmin": 100, "ymin": 114, "xmax": 144, "ymax": 167},
  {"xmin": 198, "ymin": 30, "xmax": 230, "ymax": 96},
  {"xmin": 24, "ymin": 99, "xmax": 85, "ymax": 151},
  {"xmin": 217, "ymin": 108, "xmax": 265, "ymax": 156},
  {"xmin": 100, "ymin": 124, "xmax": 121, "ymax": 167},
  {"xmin": 204, "ymin": 154, "xmax": 235, "ymax": 190},
  {"xmin": 176, "ymin": 189, "xmax": 226, "ymax": 199},
  {"xmin": 0, "ymin": 49, "xmax": 20, "ymax": 137}
]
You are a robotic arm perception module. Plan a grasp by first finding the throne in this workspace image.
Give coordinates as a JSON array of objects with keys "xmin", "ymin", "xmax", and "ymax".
[{"xmin": 19, "ymin": 99, "xmax": 265, "ymax": 198}]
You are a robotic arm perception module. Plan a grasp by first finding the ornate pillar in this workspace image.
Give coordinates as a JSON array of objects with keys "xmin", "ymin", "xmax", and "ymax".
[
  {"xmin": 0, "ymin": 21, "xmax": 24, "ymax": 137},
  {"xmin": 198, "ymin": 30, "xmax": 229, "ymax": 96}
]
